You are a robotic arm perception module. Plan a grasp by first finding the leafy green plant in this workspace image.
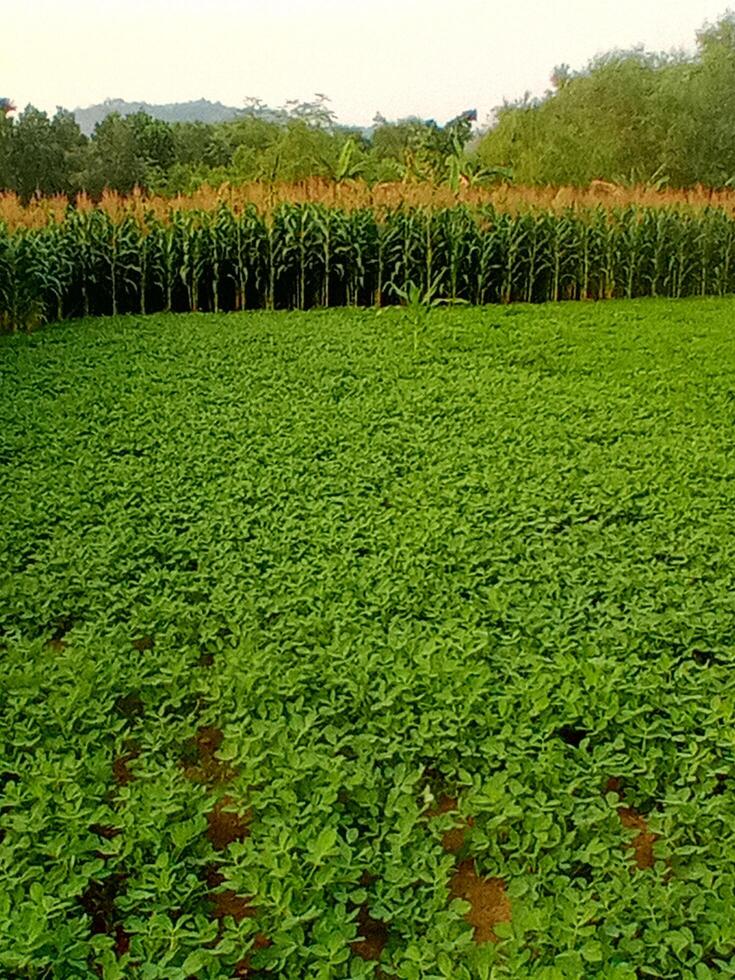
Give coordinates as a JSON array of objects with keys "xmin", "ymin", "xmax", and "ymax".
[
  {"xmin": 4, "ymin": 202, "xmax": 735, "ymax": 330},
  {"xmin": 388, "ymin": 275, "xmax": 446, "ymax": 352},
  {"xmin": 3, "ymin": 300, "xmax": 735, "ymax": 976}
]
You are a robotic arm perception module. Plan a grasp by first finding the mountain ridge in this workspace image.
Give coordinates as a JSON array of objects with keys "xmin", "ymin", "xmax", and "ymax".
[{"xmin": 72, "ymin": 98, "xmax": 248, "ymax": 135}]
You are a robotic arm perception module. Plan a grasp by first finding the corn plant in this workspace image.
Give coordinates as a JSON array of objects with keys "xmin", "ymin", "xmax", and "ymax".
[
  {"xmin": 4, "ymin": 200, "xmax": 735, "ymax": 330},
  {"xmin": 389, "ymin": 274, "xmax": 457, "ymax": 353}
]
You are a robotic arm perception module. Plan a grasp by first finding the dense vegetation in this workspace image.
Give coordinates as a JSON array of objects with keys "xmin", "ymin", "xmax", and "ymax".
[
  {"xmin": 2, "ymin": 302, "xmax": 735, "ymax": 977},
  {"xmin": 3, "ymin": 194, "xmax": 735, "ymax": 331},
  {"xmin": 0, "ymin": 96, "xmax": 479, "ymax": 200},
  {"xmin": 477, "ymin": 13, "xmax": 735, "ymax": 187},
  {"xmin": 4, "ymin": 13, "xmax": 735, "ymax": 197}
]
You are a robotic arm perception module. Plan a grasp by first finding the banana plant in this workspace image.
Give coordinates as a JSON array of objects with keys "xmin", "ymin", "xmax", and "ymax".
[{"xmin": 334, "ymin": 138, "xmax": 364, "ymax": 183}]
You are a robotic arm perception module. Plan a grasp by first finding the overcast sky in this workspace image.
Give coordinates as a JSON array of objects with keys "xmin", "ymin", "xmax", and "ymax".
[{"xmin": 3, "ymin": 0, "xmax": 730, "ymax": 126}]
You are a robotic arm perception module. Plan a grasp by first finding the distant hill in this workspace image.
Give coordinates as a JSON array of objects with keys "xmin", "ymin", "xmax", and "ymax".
[{"xmin": 72, "ymin": 98, "xmax": 247, "ymax": 135}]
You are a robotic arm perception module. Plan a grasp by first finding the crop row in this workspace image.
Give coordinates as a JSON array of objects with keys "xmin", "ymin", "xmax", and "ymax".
[
  {"xmin": 4, "ymin": 181, "xmax": 735, "ymax": 231},
  {"xmin": 2, "ymin": 203, "xmax": 735, "ymax": 329}
]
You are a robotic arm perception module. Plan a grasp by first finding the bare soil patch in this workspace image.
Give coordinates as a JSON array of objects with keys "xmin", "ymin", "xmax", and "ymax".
[
  {"xmin": 428, "ymin": 795, "xmax": 475, "ymax": 854},
  {"xmin": 449, "ymin": 860, "xmax": 511, "ymax": 943},
  {"xmin": 605, "ymin": 778, "xmax": 658, "ymax": 870},
  {"xmin": 207, "ymin": 795, "xmax": 251, "ymax": 850},
  {"xmin": 182, "ymin": 725, "xmax": 236, "ymax": 785},
  {"xmin": 350, "ymin": 903, "xmax": 388, "ymax": 961},
  {"xmin": 112, "ymin": 745, "xmax": 140, "ymax": 786}
]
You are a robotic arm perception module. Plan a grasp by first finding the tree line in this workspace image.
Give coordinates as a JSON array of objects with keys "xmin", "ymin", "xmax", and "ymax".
[
  {"xmin": 3, "ymin": 11, "xmax": 735, "ymax": 198},
  {"xmin": 476, "ymin": 12, "xmax": 735, "ymax": 188},
  {"xmin": 0, "ymin": 96, "xmax": 479, "ymax": 201}
]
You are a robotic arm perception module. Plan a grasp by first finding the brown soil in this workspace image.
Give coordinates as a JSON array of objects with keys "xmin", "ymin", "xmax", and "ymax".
[
  {"xmin": 428, "ymin": 796, "xmax": 475, "ymax": 854},
  {"xmin": 205, "ymin": 864, "xmax": 269, "ymax": 972},
  {"xmin": 205, "ymin": 863, "xmax": 226, "ymax": 889},
  {"xmin": 132, "ymin": 635, "xmax": 154, "ymax": 651},
  {"xmin": 114, "ymin": 925, "xmax": 131, "ymax": 957},
  {"xmin": 207, "ymin": 796, "xmax": 251, "ymax": 850},
  {"xmin": 618, "ymin": 807, "xmax": 656, "ymax": 870},
  {"xmin": 50, "ymin": 616, "xmax": 73, "ymax": 645},
  {"xmin": 80, "ymin": 875, "xmax": 124, "ymax": 932},
  {"xmin": 80, "ymin": 874, "xmax": 130, "ymax": 958},
  {"xmin": 197, "ymin": 728, "xmax": 224, "ymax": 756},
  {"xmin": 182, "ymin": 726, "xmax": 236, "ymax": 785},
  {"xmin": 449, "ymin": 860, "xmax": 511, "ymax": 943},
  {"xmin": 90, "ymin": 824, "xmax": 122, "ymax": 840},
  {"xmin": 605, "ymin": 778, "xmax": 658, "ymax": 870},
  {"xmin": 206, "ymin": 861, "xmax": 254, "ymax": 923},
  {"xmin": 112, "ymin": 747, "xmax": 140, "ymax": 786},
  {"xmin": 350, "ymin": 904, "xmax": 388, "ymax": 961},
  {"xmin": 211, "ymin": 889, "xmax": 256, "ymax": 923}
]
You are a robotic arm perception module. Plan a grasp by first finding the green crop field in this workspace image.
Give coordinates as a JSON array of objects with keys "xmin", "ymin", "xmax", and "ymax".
[{"xmin": 2, "ymin": 300, "xmax": 735, "ymax": 979}]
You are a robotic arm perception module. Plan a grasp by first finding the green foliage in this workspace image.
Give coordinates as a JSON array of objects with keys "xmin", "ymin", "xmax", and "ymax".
[
  {"xmin": 2, "ymin": 301, "xmax": 735, "ymax": 976},
  {"xmin": 6, "ymin": 106, "xmax": 87, "ymax": 200},
  {"xmin": 475, "ymin": 11, "xmax": 735, "ymax": 188},
  {"xmin": 0, "ymin": 97, "xmax": 478, "ymax": 198},
  {"xmin": 366, "ymin": 111, "xmax": 476, "ymax": 185},
  {"xmin": 389, "ymin": 275, "xmax": 448, "ymax": 353},
  {"xmin": 7, "ymin": 11, "xmax": 735, "ymax": 196},
  {"xmin": 3, "ymin": 202, "xmax": 735, "ymax": 329}
]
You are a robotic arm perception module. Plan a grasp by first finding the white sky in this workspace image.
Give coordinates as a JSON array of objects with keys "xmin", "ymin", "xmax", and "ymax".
[{"xmin": 3, "ymin": 0, "xmax": 730, "ymax": 126}]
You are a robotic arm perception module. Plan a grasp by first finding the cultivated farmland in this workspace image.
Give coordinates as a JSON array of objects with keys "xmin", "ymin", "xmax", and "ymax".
[
  {"xmin": 2, "ymin": 300, "xmax": 735, "ymax": 977},
  {"xmin": 5, "ymin": 192, "xmax": 735, "ymax": 331}
]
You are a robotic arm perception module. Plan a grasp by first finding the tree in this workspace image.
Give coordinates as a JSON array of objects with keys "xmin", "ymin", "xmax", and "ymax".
[
  {"xmin": 473, "ymin": 12, "xmax": 735, "ymax": 188},
  {"xmin": 128, "ymin": 112, "xmax": 175, "ymax": 175},
  {"xmin": 86, "ymin": 112, "xmax": 146, "ymax": 194},
  {"xmin": 677, "ymin": 11, "xmax": 735, "ymax": 185},
  {"xmin": 476, "ymin": 49, "xmax": 679, "ymax": 185},
  {"xmin": 50, "ymin": 109, "xmax": 88, "ymax": 196},
  {"xmin": 284, "ymin": 94, "xmax": 337, "ymax": 130},
  {"xmin": 10, "ymin": 105, "xmax": 62, "ymax": 199},
  {"xmin": 257, "ymin": 118, "xmax": 343, "ymax": 181},
  {"xmin": 0, "ymin": 99, "xmax": 14, "ymax": 190}
]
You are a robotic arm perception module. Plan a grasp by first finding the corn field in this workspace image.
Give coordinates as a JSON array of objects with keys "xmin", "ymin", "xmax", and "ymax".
[
  {"xmin": 6, "ymin": 180, "xmax": 735, "ymax": 230},
  {"xmin": 3, "ymin": 199, "xmax": 735, "ymax": 329}
]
